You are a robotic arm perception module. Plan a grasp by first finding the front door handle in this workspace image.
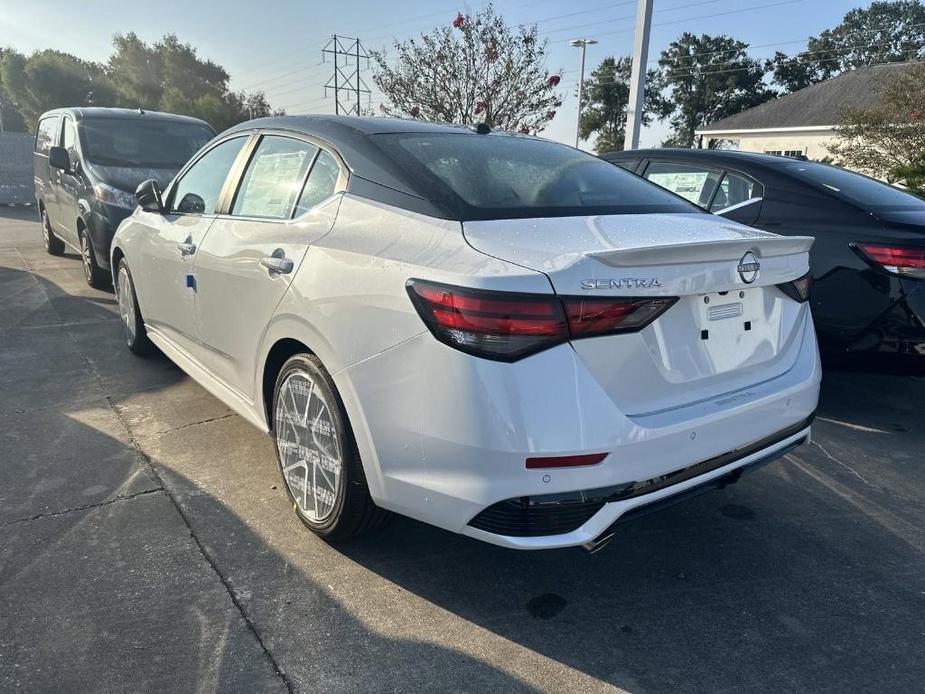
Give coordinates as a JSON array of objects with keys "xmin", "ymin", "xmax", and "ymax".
[
  {"xmin": 177, "ymin": 241, "xmax": 196, "ymax": 256},
  {"xmin": 260, "ymin": 255, "xmax": 294, "ymax": 274}
]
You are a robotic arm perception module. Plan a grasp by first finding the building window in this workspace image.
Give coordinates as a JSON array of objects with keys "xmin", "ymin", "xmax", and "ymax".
[{"xmin": 765, "ymin": 149, "xmax": 804, "ymax": 158}]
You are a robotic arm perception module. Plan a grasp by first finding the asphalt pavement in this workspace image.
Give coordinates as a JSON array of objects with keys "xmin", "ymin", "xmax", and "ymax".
[{"xmin": 1, "ymin": 206, "xmax": 923, "ymax": 693}]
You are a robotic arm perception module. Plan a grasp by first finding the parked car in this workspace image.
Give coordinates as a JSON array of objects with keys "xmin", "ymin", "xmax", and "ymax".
[
  {"xmin": 112, "ymin": 116, "xmax": 819, "ymax": 550},
  {"xmin": 33, "ymin": 107, "xmax": 215, "ymax": 288},
  {"xmin": 603, "ymin": 149, "xmax": 925, "ymax": 357}
]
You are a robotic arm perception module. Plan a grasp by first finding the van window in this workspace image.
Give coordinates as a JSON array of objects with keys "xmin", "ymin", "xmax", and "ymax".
[
  {"xmin": 35, "ymin": 117, "xmax": 59, "ymax": 154},
  {"xmin": 61, "ymin": 117, "xmax": 77, "ymax": 154},
  {"xmin": 79, "ymin": 117, "xmax": 214, "ymax": 168}
]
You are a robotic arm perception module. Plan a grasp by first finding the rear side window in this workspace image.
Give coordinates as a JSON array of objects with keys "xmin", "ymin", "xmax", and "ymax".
[
  {"xmin": 710, "ymin": 172, "xmax": 761, "ymax": 212},
  {"xmin": 294, "ymin": 150, "xmax": 340, "ymax": 215},
  {"xmin": 644, "ymin": 161, "xmax": 721, "ymax": 207},
  {"xmin": 231, "ymin": 136, "xmax": 317, "ymax": 219},
  {"xmin": 35, "ymin": 117, "xmax": 58, "ymax": 154},
  {"xmin": 169, "ymin": 136, "xmax": 248, "ymax": 215},
  {"xmin": 374, "ymin": 133, "xmax": 696, "ymax": 220}
]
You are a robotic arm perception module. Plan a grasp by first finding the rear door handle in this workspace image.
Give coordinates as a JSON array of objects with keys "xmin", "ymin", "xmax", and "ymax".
[
  {"xmin": 260, "ymin": 255, "xmax": 294, "ymax": 274},
  {"xmin": 177, "ymin": 241, "xmax": 196, "ymax": 256}
]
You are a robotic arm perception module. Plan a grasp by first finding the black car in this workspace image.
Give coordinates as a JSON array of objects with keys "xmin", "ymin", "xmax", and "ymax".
[
  {"xmin": 603, "ymin": 149, "xmax": 925, "ymax": 357},
  {"xmin": 33, "ymin": 107, "xmax": 215, "ymax": 287}
]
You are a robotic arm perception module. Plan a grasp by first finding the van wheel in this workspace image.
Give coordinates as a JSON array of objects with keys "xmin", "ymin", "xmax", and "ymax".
[
  {"xmin": 80, "ymin": 231, "xmax": 110, "ymax": 289},
  {"xmin": 272, "ymin": 354, "xmax": 388, "ymax": 541},
  {"xmin": 41, "ymin": 209, "xmax": 64, "ymax": 256},
  {"xmin": 115, "ymin": 259, "xmax": 152, "ymax": 356}
]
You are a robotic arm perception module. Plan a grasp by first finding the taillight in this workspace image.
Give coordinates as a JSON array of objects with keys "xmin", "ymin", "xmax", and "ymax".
[
  {"xmin": 407, "ymin": 279, "xmax": 676, "ymax": 361},
  {"xmin": 776, "ymin": 271, "xmax": 812, "ymax": 303},
  {"xmin": 853, "ymin": 243, "xmax": 925, "ymax": 279}
]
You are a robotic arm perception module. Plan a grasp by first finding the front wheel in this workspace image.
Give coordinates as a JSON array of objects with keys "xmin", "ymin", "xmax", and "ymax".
[
  {"xmin": 41, "ymin": 208, "xmax": 64, "ymax": 256},
  {"xmin": 80, "ymin": 232, "xmax": 110, "ymax": 289},
  {"xmin": 272, "ymin": 354, "xmax": 388, "ymax": 541},
  {"xmin": 115, "ymin": 259, "xmax": 152, "ymax": 356}
]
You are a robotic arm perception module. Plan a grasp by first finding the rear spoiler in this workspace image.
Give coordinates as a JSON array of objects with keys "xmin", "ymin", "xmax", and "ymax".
[{"xmin": 586, "ymin": 235, "xmax": 814, "ymax": 267}]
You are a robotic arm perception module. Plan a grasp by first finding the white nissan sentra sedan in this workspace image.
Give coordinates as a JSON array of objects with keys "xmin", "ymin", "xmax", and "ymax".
[{"xmin": 112, "ymin": 116, "xmax": 820, "ymax": 551}]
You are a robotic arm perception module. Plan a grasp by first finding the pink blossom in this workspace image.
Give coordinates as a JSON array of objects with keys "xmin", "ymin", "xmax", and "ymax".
[
  {"xmin": 547, "ymin": 74, "xmax": 561, "ymax": 87},
  {"xmin": 452, "ymin": 12, "xmax": 464, "ymax": 28},
  {"xmin": 409, "ymin": 105, "xmax": 420, "ymax": 117},
  {"xmin": 475, "ymin": 100, "xmax": 487, "ymax": 114},
  {"xmin": 546, "ymin": 110, "xmax": 556, "ymax": 120}
]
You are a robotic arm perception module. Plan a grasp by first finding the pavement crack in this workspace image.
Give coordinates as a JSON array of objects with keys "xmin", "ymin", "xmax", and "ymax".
[
  {"xmin": 0, "ymin": 488, "xmax": 164, "ymax": 528},
  {"xmin": 811, "ymin": 441, "xmax": 875, "ymax": 487},
  {"xmin": 103, "ymin": 396, "xmax": 295, "ymax": 694},
  {"xmin": 156, "ymin": 412, "xmax": 237, "ymax": 435}
]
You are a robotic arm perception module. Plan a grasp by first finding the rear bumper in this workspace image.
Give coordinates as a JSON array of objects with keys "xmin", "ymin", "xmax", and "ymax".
[{"xmin": 336, "ymin": 311, "xmax": 821, "ymax": 550}]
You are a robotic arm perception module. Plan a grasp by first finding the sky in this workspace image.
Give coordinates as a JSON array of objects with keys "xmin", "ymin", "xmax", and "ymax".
[{"xmin": 1, "ymin": 0, "xmax": 871, "ymax": 148}]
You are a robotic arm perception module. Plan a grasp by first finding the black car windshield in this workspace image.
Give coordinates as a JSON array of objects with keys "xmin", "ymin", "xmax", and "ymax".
[
  {"xmin": 784, "ymin": 161, "xmax": 925, "ymax": 209},
  {"xmin": 79, "ymin": 117, "xmax": 215, "ymax": 168},
  {"xmin": 375, "ymin": 133, "xmax": 698, "ymax": 219}
]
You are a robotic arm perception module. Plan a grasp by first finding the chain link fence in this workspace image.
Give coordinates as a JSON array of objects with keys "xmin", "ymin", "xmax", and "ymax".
[{"xmin": 0, "ymin": 132, "xmax": 34, "ymax": 206}]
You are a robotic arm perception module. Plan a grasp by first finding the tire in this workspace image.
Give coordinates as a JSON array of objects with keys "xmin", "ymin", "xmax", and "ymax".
[
  {"xmin": 272, "ymin": 354, "xmax": 388, "ymax": 541},
  {"xmin": 41, "ymin": 208, "xmax": 64, "ymax": 256},
  {"xmin": 80, "ymin": 230, "xmax": 110, "ymax": 289},
  {"xmin": 115, "ymin": 259, "xmax": 153, "ymax": 356}
]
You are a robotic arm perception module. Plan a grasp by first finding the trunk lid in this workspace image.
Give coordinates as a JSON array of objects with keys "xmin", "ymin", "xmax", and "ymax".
[{"xmin": 463, "ymin": 213, "xmax": 814, "ymax": 416}]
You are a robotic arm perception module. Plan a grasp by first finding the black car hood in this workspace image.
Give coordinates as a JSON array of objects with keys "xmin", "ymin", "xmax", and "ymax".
[
  {"xmin": 88, "ymin": 164, "xmax": 179, "ymax": 193},
  {"xmin": 869, "ymin": 207, "xmax": 925, "ymax": 232}
]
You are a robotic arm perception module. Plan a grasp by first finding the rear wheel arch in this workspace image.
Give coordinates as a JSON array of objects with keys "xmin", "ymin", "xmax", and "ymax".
[{"xmin": 262, "ymin": 338, "xmax": 315, "ymax": 431}]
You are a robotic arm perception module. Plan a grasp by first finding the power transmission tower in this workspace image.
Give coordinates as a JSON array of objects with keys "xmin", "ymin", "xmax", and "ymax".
[{"xmin": 322, "ymin": 35, "xmax": 371, "ymax": 116}]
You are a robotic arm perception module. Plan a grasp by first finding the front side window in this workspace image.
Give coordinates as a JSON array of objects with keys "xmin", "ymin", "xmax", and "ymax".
[
  {"xmin": 710, "ymin": 172, "xmax": 761, "ymax": 212},
  {"xmin": 644, "ymin": 161, "xmax": 722, "ymax": 207},
  {"xmin": 35, "ymin": 117, "xmax": 59, "ymax": 154},
  {"xmin": 169, "ymin": 137, "xmax": 248, "ymax": 215},
  {"xmin": 294, "ymin": 150, "xmax": 340, "ymax": 215},
  {"xmin": 375, "ymin": 133, "xmax": 696, "ymax": 220},
  {"xmin": 61, "ymin": 117, "xmax": 77, "ymax": 154},
  {"xmin": 231, "ymin": 136, "xmax": 317, "ymax": 219}
]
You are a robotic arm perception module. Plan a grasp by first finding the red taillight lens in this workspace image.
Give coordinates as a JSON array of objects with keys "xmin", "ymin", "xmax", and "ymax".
[
  {"xmin": 776, "ymin": 271, "xmax": 813, "ymax": 303},
  {"xmin": 526, "ymin": 453, "xmax": 608, "ymax": 469},
  {"xmin": 854, "ymin": 243, "xmax": 925, "ymax": 278},
  {"xmin": 407, "ymin": 279, "xmax": 677, "ymax": 361},
  {"xmin": 406, "ymin": 280, "xmax": 568, "ymax": 361},
  {"xmin": 562, "ymin": 297, "xmax": 678, "ymax": 337}
]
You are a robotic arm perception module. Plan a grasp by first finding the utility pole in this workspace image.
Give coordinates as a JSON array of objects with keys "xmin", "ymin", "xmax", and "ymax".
[
  {"xmin": 322, "ymin": 35, "xmax": 371, "ymax": 116},
  {"xmin": 570, "ymin": 38, "xmax": 597, "ymax": 149},
  {"xmin": 625, "ymin": 0, "xmax": 653, "ymax": 150}
]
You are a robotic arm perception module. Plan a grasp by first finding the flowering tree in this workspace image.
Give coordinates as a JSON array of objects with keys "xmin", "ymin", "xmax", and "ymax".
[{"xmin": 370, "ymin": 3, "xmax": 562, "ymax": 133}]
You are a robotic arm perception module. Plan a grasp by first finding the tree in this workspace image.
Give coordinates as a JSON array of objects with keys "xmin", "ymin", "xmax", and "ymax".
[
  {"xmin": 0, "ymin": 49, "xmax": 120, "ymax": 129},
  {"xmin": 109, "ymin": 33, "xmax": 279, "ymax": 131},
  {"xmin": 577, "ymin": 56, "xmax": 667, "ymax": 153},
  {"xmin": 370, "ymin": 3, "xmax": 562, "ymax": 133},
  {"xmin": 0, "ymin": 48, "xmax": 27, "ymax": 131},
  {"xmin": 768, "ymin": 0, "xmax": 925, "ymax": 92},
  {"xmin": 655, "ymin": 33, "xmax": 772, "ymax": 148},
  {"xmin": 827, "ymin": 63, "xmax": 925, "ymax": 195}
]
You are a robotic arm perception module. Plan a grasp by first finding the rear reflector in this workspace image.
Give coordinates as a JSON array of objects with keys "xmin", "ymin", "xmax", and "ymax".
[
  {"xmin": 854, "ymin": 243, "xmax": 925, "ymax": 278},
  {"xmin": 776, "ymin": 271, "xmax": 813, "ymax": 303},
  {"xmin": 526, "ymin": 453, "xmax": 608, "ymax": 469},
  {"xmin": 407, "ymin": 279, "xmax": 677, "ymax": 361}
]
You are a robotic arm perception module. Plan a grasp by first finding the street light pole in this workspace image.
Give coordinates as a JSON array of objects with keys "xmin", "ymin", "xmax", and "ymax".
[
  {"xmin": 570, "ymin": 38, "xmax": 597, "ymax": 149},
  {"xmin": 625, "ymin": 0, "xmax": 654, "ymax": 150}
]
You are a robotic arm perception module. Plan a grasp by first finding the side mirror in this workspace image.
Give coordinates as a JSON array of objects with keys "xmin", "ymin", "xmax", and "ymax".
[
  {"xmin": 48, "ymin": 146, "xmax": 70, "ymax": 171},
  {"xmin": 135, "ymin": 179, "xmax": 164, "ymax": 213}
]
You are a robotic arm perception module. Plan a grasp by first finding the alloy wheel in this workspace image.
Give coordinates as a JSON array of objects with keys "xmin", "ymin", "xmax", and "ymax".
[
  {"xmin": 116, "ymin": 266, "xmax": 137, "ymax": 345},
  {"xmin": 81, "ymin": 236, "xmax": 93, "ymax": 283},
  {"xmin": 42, "ymin": 212, "xmax": 51, "ymax": 249},
  {"xmin": 275, "ymin": 370, "xmax": 343, "ymax": 523}
]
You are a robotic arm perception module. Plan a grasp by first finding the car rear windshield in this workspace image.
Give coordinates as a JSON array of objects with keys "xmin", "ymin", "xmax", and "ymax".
[
  {"xmin": 374, "ymin": 133, "xmax": 697, "ymax": 220},
  {"xmin": 79, "ymin": 117, "xmax": 215, "ymax": 168},
  {"xmin": 784, "ymin": 161, "xmax": 925, "ymax": 209}
]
